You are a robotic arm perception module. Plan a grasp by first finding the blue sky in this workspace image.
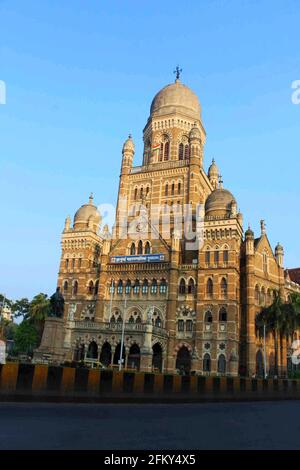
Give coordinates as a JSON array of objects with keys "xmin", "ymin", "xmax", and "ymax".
[{"xmin": 0, "ymin": 0, "xmax": 299, "ymax": 301}]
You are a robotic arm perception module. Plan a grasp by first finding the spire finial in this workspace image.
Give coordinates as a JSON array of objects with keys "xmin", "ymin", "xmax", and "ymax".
[
  {"xmin": 89, "ymin": 192, "xmax": 94, "ymax": 204},
  {"xmin": 260, "ymin": 219, "xmax": 266, "ymax": 235},
  {"xmin": 173, "ymin": 65, "xmax": 182, "ymax": 81},
  {"xmin": 218, "ymin": 175, "xmax": 223, "ymax": 189},
  {"xmin": 128, "ymin": 133, "xmax": 132, "ymax": 139}
]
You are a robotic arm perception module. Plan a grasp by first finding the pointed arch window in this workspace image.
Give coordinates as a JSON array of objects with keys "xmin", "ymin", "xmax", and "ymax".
[
  {"xmin": 142, "ymin": 279, "xmax": 149, "ymax": 295},
  {"xmin": 223, "ymin": 249, "xmax": 229, "ymax": 263},
  {"xmin": 63, "ymin": 281, "xmax": 68, "ymax": 293},
  {"xmin": 179, "ymin": 278, "xmax": 186, "ymax": 295},
  {"xmin": 206, "ymin": 278, "xmax": 213, "ymax": 297},
  {"xmin": 130, "ymin": 243, "xmax": 136, "ymax": 255},
  {"xmin": 145, "ymin": 241, "xmax": 151, "ymax": 254},
  {"xmin": 171, "ymin": 183, "xmax": 175, "ymax": 195},
  {"xmin": 219, "ymin": 307, "xmax": 227, "ymax": 322},
  {"xmin": 88, "ymin": 281, "xmax": 94, "ymax": 295},
  {"xmin": 203, "ymin": 353, "xmax": 211, "ymax": 372},
  {"xmin": 65, "ymin": 259, "xmax": 69, "ymax": 269},
  {"xmin": 179, "ymin": 143, "xmax": 184, "ymax": 160},
  {"xmin": 151, "ymin": 279, "xmax": 158, "ymax": 294},
  {"xmin": 164, "ymin": 141, "xmax": 170, "ymax": 161},
  {"xmin": 220, "ymin": 278, "xmax": 228, "ymax": 298},
  {"xmin": 204, "ymin": 311, "xmax": 213, "ymax": 323},
  {"xmin": 73, "ymin": 281, "xmax": 78, "ymax": 296},
  {"xmin": 125, "ymin": 279, "xmax": 132, "ymax": 295},
  {"xmin": 117, "ymin": 279, "xmax": 123, "ymax": 294},
  {"xmin": 165, "ymin": 184, "xmax": 169, "ymax": 196},
  {"xmin": 214, "ymin": 249, "xmax": 219, "ymax": 264},
  {"xmin": 160, "ymin": 279, "xmax": 167, "ymax": 294},
  {"xmin": 184, "ymin": 144, "xmax": 190, "ymax": 159},
  {"xmin": 138, "ymin": 240, "xmax": 143, "ymax": 255},
  {"xmin": 205, "ymin": 249, "xmax": 210, "ymax": 264},
  {"xmin": 133, "ymin": 279, "xmax": 140, "ymax": 294},
  {"xmin": 188, "ymin": 278, "xmax": 195, "ymax": 295}
]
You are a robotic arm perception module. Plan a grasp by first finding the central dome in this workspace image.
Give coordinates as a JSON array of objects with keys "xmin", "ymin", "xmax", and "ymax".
[
  {"xmin": 205, "ymin": 188, "xmax": 236, "ymax": 217},
  {"xmin": 150, "ymin": 79, "xmax": 201, "ymax": 120}
]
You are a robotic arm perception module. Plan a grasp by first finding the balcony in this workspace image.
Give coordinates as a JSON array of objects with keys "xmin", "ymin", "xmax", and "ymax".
[{"xmin": 74, "ymin": 320, "xmax": 168, "ymax": 337}]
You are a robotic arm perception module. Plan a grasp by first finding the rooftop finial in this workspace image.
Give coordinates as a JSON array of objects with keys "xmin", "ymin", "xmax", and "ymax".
[
  {"xmin": 173, "ymin": 65, "xmax": 182, "ymax": 81},
  {"xmin": 260, "ymin": 219, "xmax": 266, "ymax": 235},
  {"xmin": 89, "ymin": 192, "xmax": 94, "ymax": 204},
  {"xmin": 218, "ymin": 175, "xmax": 223, "ymax": 189}
]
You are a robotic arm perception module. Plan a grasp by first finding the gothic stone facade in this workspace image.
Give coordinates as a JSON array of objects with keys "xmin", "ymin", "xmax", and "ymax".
[{"xmin": 55, "ymin": 77, "xmax": 300, "ymax": 376}]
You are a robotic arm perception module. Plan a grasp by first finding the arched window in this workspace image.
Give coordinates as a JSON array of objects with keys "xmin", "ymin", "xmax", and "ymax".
[
  {"xmin": 144, "ymin": 241, "xmax": 151, "ymax": 254},
  {"xmin": 206, "ymin": 278, "xmax": 213, "ymax": 297},
  {"xmin": 165, "ymin": 184, "xmax": 169, "ymax": 196},
  {"xmin": 117, "ymin": 279, "xmax": 123, "ymax": 294},
  {"xmin": 140, "ymin": 187, "xmax": 144, "ymax": 199},
  {"xmin": 178, "ymin": 182, "xmax": 181, "ymax": 194},
  {"xmin": 214, "ymin": 249, "xmax": 219, "ymax": 264},
  {"xmin": 63, "ymin": 281, "xmax": 68, "ymax": 293},
  {"xmin": 217, "ymin": 354, "xmax": 226, "ymax": 374},
  {"xmin": 109, "ymin": 280, "xmax": 115, "ymax": 294},
  {"xmin": 184, "ymin": 144, "xmax": 190, "ymax": 159},
  {"xmin": 155, "ymin": 316, "xmax": 162, "ymax": 327},
  {"xmin": 164, "ymin": 140, "xmax": 170, "ymax": 161},
  {"xmin": 171, "ymin": 183, "xmax": 175, "ymax": 195},
  {"xmin": 65, "ymin": 259, "xmax": 69, "ymax": 269},
  {"xmin": 125, "ymin": 279, "xmax": 132, "ymax": 295},
  {"xmin": 117, "ymin": 314, "xmax": 122, "ymax": 323},
  {"xmin": 134, "ymin": 188, "xmax": 138, "ymax": 200},
  {"xmin": 204, "ymin": 311, "xmax": 213, "ymax": 323},
  {"xmin": 130, "ymin": 243, "xmax": 136, "ymax": 255},
  {"xmin": 138, "ymin": 240, "xmax": 143, "ymax": 255},
  {"xmin": 223, "ymin": 249, "xmax": 229, "ymax": 263},
  {"xmin": 110, "ymin": 315, "xmax": 116, "ymax": 323},
  {"xmin": 205, "ymin": 249, "xmax": 210, "ymax": 264},
  {"xmin": 178, "ymin": 143, "xmax": 184, "ymax": 160},
  {"xmin": 88, "ymin": 281, "xmax": 94, "ymax": 295},
  {"xmin": 219, "ymin": 307, "xmax": 227, "ymax": 322},
  {"xmin": 136, "ymin": 315, "xmax": 142, "ymax": 324},
  {"xmin": 78, "ymin": 258, "xmax": 82, "ymax": 268},
  {"xmin": 177, "ymin": 320, "xmax": 184, "ymax": 331},
  {"xmin": 255, "ymin": 285, "xmax": 260, "ymax": 303},
  {"xmin": 151, "ymin": 279, "xmax": 158, "ymax": 294},
  {"xmin": 73, "ymin": 281, "xmax": 78, "ymax": 295},
  {"xmin": 179, "ymin": 278, "xmax": 186, "ymax": 295},
  {"xmin": 160, "ymin": 278, "xmax": 167, "ymax": 294},
  {"xmin": 128, "ymin": 315, "xmax": 134, "ymax": 324},
  {"xmin": 186, "ymin": 320, "xmax": 193, "ymax": 332},
  {"xmin": 94, "ymin": 280, "xmax": 99, "ymax": 295},
  {"xmin": 263, "ymin": 252, "xmax": 268, "ymax": 273},
  {"xmin": 220, "ymin": 278, "xmax": 228, "ymax": 298},
  {"xmin": 142, "ymin": 279, "xmax": 149, "ymax": 294},
  {"xmin": 188, "ymin": 278, "xmax": 195, "ymax": 295},
  {"xmin": 203, "ymin": 353, "xmax": 211, "ymax": 372},
  {"xmin": 133, "ymin": 279, "xmax": 140, "ymax": 294}
]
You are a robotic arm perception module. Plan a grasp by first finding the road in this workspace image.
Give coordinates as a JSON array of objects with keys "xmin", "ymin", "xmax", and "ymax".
[{"xmin": 0, "ymin": 401, "xmax": 299, "ymax": 449}]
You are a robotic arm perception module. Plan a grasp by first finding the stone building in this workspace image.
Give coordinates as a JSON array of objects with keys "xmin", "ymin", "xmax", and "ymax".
[{"xmin": 50, "ymin": 73, "xmax": 300, "ymax": 376}]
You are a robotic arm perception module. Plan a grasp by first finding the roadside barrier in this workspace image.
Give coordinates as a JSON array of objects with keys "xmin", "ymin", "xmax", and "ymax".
[{"xmin": 0, "ymin": 364, "xmax": 299, "ymax": 402}]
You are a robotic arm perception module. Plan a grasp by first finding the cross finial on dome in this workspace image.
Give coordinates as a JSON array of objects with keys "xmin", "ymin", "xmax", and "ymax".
[
  {"xmin": 89, "ymin": 192, "xmax": 94, "ymax": 204},
  {"xmin": 173, "ymin": 65, "xmax": 182, "ymax": 81}
]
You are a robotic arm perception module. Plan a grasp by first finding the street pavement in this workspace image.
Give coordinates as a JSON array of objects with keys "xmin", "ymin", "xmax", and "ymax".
[{"xmin": 0, "ymin": 401, "xmax": 299, "ymax": 449}]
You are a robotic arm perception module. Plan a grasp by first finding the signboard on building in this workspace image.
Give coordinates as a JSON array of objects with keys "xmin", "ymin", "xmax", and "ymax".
[
  {"xmin": 110, "ymin": 254, "xmax": 165, "ymax": 264},
  {"xmin": 0, "ymin": 340, "xmax": 6, "ymax": 364}
]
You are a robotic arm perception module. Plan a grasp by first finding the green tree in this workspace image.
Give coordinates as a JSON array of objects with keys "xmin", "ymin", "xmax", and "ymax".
[
  {"xmin": 14, "ymin": 321, "xmax": 39, "ymax": 355},
  {"xmin": 27, "ymin": 293, "xmax": 50, "ymax": 341},
  {"xmin": 11, "ymin": 298, "xmax": 30, "ymax": 321}
]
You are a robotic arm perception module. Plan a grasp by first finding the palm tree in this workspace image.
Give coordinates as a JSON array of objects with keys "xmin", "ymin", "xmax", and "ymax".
[
  {"xmin": 255, "ymin": 290, "xmax": 284, "ymax": 376},
  {"xmin": 27, "ymin": 293, "xmax": 50, "ymax": 341}
]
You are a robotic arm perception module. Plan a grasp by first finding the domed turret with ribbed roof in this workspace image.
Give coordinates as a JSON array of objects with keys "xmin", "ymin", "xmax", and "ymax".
[
  {"xmin": 205, "ymin": 186, "xmax": 237, "ymax": 218},
  {"xmin": 150, "ymin": 78, "xmax": 201, "ymax": 121},
  {"xmin": 74, "ymin": 193, "xmax": 101, "ymax": 232}
]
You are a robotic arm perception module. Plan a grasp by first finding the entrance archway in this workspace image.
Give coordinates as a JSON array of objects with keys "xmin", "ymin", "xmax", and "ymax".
[
  {"xmin": 175, "ymin": 346, "xmax": 191, "ymax": 374},
  {"xmin": 217, "ymin": 354, "xmax": 226, "ymax": 374},
  {"xmin": 127, "ymin": 344, "xmax": 140, "ymax": 370},
  {"xmin": 100, "ymin": 342, "xmax": 111, "ymax": 366},
  {"xmin": 152, "ymin": 343, "xmax": 163, "ymax": 372},
  {"xmin": 256, "ymin": 350, "xmax": 264, "ymax": 377},
  {"xmin": 113, "ymin": 343, "xmax": 126, "ymax": 366},
  {"xmin": 87, "ymin": 341, "xmax": 98, "ymax": 359}
]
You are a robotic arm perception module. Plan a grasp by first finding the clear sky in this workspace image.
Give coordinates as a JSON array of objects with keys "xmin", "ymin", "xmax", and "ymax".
[{"xmin": 0, "ymin": 0, "xmax": 299, "ymax": 301}]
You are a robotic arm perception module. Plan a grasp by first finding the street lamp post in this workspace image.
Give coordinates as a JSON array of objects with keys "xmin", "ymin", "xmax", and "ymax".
[{"xmin": 119, "ymin": 288, "xmax": 128, "ymax": 371}]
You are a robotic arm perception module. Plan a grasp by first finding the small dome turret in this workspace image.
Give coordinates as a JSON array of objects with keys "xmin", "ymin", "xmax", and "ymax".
[
  {"xmin": 122, "ymin": 134, "xmax": 135, "ymax": 154},
  {"xmin": 205, "ymin": 188, "xmax": 237, "ymax": 218},
  {"xmin": 208, "ymin": 158, "xmax": 219, "ymax": 189},
  {"xmin": 73, "ymin": 193, "xmax": 101, "ymax": 232}
]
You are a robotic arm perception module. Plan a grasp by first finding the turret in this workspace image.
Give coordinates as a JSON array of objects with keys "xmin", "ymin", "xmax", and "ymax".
[
  {"xmin": 207, "ymin": 158, "xmax": 219, "ymax": 189},
  {"xmin": 64, "ymin": 215, "xmax": 71, "ymax": 232},
  {"xmin": 121, "ymin": 134, "xmax": 135, "ymax": 175},
  {"xmin": 245, "ymin": 225, "xmax": 254, "ymax": 255},
  {"xmin": 189, "ymin": 123, "xmax": 203, "ymax": 166},
  {"xmin": 275, "ymin": 242, "xmax": 284, "ymax": 268}
]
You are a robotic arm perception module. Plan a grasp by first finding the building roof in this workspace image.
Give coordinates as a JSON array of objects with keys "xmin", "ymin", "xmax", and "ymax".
[{"xmin": 286, "ymin": 268, "xmax": 300, "ymax": 285}]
